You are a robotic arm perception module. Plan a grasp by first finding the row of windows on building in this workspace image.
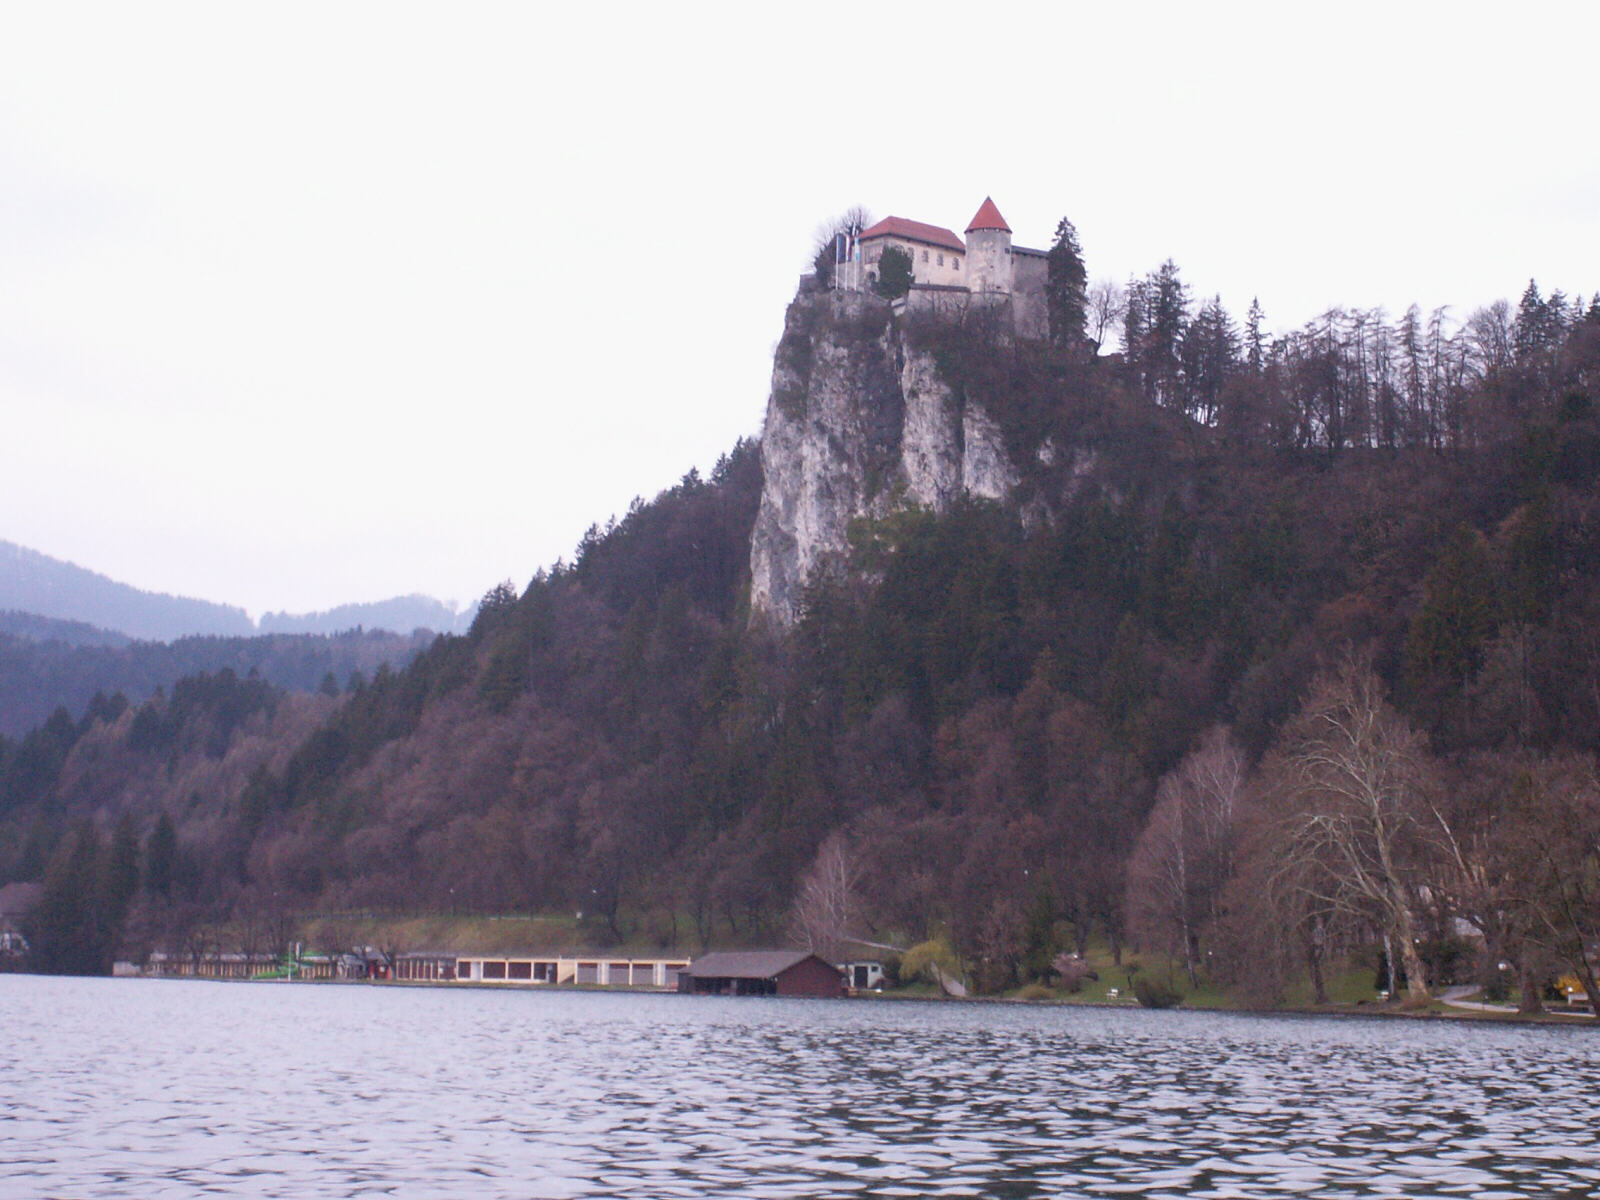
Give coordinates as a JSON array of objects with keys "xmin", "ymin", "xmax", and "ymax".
[{"xmin": 866, "ymin": 244, "xmax": 962, "ymax": 270}]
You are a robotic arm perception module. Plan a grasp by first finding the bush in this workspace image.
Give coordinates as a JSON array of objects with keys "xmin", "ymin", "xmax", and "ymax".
[
  {"xmin": 901, "ymin": 938, "xmax": 960, "ymax": 990},
  {"xmin": 879, "ymin": 951, "xmax": 903, "ymax": 988},
  {"xmin": 1052, "ymin": 952, "xmax": 1098, "ymax": 993},
  {"xmin": 1134, "ymin": 976, "xmax": 1183, "ymax": 1009},
  {"xmin": 873, "ymin": 246, "xmax": 914, "ymax": 300}
]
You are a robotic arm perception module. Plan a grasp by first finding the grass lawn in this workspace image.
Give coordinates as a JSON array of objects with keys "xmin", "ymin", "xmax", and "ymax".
[
  {"xmin": 289, "ymin": 912, "xmax": 684, "ymax": 957},
  {"xmin": 994, "ymin": 939, "xmax": 1422, "ymax": 1013}
]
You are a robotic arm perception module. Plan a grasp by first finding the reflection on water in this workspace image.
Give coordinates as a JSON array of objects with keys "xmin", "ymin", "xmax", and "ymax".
[{"xmin": 2, "ymin": 974, "xmax": 1597, "ymax": 1197}]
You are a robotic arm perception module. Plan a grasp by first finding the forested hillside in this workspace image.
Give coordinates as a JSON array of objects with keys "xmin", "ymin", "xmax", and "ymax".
[
  {"xmin": 0, "ymin": 626, "xmax": 435, "ymax": 737},
  {"xmin": 0, "ymin": 611, "xmax": 132, "ymax": 648},
  {"xmin": 6, "ymin": 258, "xmax": 1598, "ymax": 1006}
]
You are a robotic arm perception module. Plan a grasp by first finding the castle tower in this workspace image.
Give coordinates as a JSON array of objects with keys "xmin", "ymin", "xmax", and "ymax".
[{"xmin": 964, "ymin": 197, "xmax": 1013, "ymax": 294}]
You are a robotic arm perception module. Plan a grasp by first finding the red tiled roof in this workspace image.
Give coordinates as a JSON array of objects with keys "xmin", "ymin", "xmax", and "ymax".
[
  {"xmin": 965, "ymin": 196, "xmax": 1011, "ymax": 234},
  {"xmin": 857, "ymin": 216, "xmax": 966, "ymax": 254}
]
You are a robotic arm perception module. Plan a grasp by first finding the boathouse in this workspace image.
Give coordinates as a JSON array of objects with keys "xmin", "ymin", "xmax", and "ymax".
[
  {"xmin": 678, "ymin": 950, "xmax": 845, "ymax": 998},
  {"xmin": 444, "ymin": 954, "xmax": 688, "ymax": 988}
]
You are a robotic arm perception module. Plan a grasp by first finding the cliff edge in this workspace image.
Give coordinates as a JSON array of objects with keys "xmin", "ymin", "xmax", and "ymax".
[{"xmin": 749, "ymin": 287, "xmax": 1019, "ymax": 625}]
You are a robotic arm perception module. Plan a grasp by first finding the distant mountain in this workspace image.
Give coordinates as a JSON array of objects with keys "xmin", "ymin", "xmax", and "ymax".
[
  {"xmin": 260, "ymin": 595, "xmax": 470, "ymax": 636},
  {"xmin": 0, "ymin": 543, "xmax": 469, "ymax": 735},
  {"xmin": 0, "ymin": 541, "xmax": 253, "ymax": 642},
  {"xmin": 0, "ymin": 540, "xmax": 470, "ymax": 640}
]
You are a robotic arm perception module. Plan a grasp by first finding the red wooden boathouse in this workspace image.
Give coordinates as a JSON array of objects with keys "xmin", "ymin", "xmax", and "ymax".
[{"xmin": 678, "ymin": 950, "xmax": 845, "ymax": 998}]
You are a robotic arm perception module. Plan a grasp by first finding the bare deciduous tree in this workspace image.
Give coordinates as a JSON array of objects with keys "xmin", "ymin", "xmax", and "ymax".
[
  {"xmin": 1262, "ymin": 661, "xmax": 1454, "ymax": 1004},
  {"xmin": 788, "ymin": 831, "xmax": 863, "ymax": 964},
  {"xmin": 1126, "ymin": 727, "xmax": 1245, "ymax": 987},
  {"xmin": 810, "ymin": 206, "xmax": 874, "ymax": 282},
  {"xmin": 1086, "ymin": 278, "xmax": 1126, "ymax": 354}
]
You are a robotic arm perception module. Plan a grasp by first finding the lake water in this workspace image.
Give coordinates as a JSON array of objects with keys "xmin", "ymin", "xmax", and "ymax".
[{"xmin": 1, "ymin": 975, "xmax": 1597, "ymax": 1198}]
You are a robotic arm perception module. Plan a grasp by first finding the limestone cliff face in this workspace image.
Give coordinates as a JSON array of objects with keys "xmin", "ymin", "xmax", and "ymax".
[{"xmin": 749, "ymin": 289, "xmax": 1019, "ymax": 625}]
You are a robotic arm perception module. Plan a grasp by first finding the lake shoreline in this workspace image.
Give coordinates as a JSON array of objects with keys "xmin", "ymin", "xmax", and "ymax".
[
  {"xmin": 857, "ymin": 986, "xmax": 1599, "ymax": 1027},
  {"xmin": 94, "ymin": 968, "xmax": 1600, "ymax": 1028}
]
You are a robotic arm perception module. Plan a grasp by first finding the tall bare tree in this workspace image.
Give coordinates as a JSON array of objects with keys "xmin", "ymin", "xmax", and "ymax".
[
  {"xmin": 1086, "ymin": 278, "xmax": 1126, "ymax": 356},
  {"xmin": 788, "ymin": 831, "xmax": 864, "ymax": 963},
  {"xmin": 1261, "ymin": 661, "xmax": 1455, "ymax": 1003},
  {"xmin": 1126, "ymin": 727, "xmax": 1245, "ymax": 987}
]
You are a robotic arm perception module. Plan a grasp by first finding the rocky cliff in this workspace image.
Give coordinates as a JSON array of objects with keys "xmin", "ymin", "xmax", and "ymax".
[{"xmin": 749, "ymin": 288, "xmax": 1020, "ymax": 624}]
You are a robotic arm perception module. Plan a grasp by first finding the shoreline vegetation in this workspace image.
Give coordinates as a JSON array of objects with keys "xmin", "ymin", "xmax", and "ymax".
[{"xmin": 86, "ymin": 910, "xmax": 1594, "ymax": 1028}]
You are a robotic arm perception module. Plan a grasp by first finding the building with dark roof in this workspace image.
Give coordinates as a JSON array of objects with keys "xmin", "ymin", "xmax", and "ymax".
[{"xmin": 678, "ymin": 950, "xmax": 845, "ymax": 998}]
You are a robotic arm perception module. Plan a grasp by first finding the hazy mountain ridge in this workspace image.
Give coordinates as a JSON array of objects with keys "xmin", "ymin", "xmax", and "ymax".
[
  {"xmin": 260, "ymin": 595, "xmax": 473, "ymax": 637},
  {"xmin": 0, "ymin": 542, "xmax": 467, "ymax": 734},
  {"xmin": 0, "ymin": 540, "xmax": 467, "ymax": 641},
  {"xmin": 1, "ymin": 541, "xmax": 254, "ymax": 642}
]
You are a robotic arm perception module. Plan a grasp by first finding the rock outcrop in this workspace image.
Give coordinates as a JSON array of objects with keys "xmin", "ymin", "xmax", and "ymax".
[{"xmin": 749, "ymin": 288, "xmax": 1020, "ymax": 625}]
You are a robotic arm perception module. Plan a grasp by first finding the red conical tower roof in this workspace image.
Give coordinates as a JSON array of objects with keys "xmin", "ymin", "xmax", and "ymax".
[{"xmin": 965, "ymin": 196, "xmax": 1011, "ymax": 234}]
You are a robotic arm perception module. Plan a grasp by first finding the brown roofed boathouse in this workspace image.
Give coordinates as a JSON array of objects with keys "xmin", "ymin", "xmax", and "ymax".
[{"xmin": 678, "ymin": 950, "xmax": 846, "ymax": 998}]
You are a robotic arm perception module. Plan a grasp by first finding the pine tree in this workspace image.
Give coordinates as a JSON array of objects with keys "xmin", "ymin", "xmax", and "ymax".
[
  {"xmin": 1513, "ymin": 280, "xmax": 1557, "ymax": 361},
  {"xmin": 1147, "ymin": 260, "xmax": 1190, "ymax": 407},
  {"xmin": 1045, "ymin": 217, "xmax": 1089, "ymax": 353},
  {"xmin": 1245, "ymin": 297, "xmax": 1266, "ymax": 374},
  {"xmin": 26, "ymin": 825, "xmax": 105, "ymax": 974},
  {"xmin": 1403, "ymin": 524, "xmax": 1500, "ymax": 729},
  {"xmin": 145, "ymin": 813, "xmax": 178, "ymax": 898},
  {"xmin": 1180, "ymin": 295, "xmax": 1239, "ymax": 424},
  {"xmin": 97, "ymin": 818, "xmax": 139, "ymax": 957}
]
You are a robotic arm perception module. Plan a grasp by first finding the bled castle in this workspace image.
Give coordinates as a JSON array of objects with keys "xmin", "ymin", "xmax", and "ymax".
[
  {"xmin": 834, "ymin": 196, "xmax": 1049, "ymax": 339},
  {"xmin": 753, "ymin": 197, "xmax": 1060, "ymax": 623}
]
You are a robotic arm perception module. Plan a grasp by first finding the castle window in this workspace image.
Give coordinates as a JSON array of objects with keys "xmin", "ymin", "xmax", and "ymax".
[
  {"xmin": 954, "ymin": 258, "xmax": 961, "ymax": 270},
  {"xmin": 922, "ymin": 250, "xmax": 929, "ymax": 262},
  {"xmin": 937, "ymin": 253, "xmax": 944, "ymax": 267}
]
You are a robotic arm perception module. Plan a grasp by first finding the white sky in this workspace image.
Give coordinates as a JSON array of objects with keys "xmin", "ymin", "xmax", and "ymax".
[{"xmin": 2, "ymin": 1, "xmax": 1596, "ymax": 618}]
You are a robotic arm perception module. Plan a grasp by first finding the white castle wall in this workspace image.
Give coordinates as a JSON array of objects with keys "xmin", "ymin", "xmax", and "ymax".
[
  {"xmin": 965, "ymin": 227, "xmax": 1012, "ymax": 294},
  {"xmin": 860, "ymin": 236, "xmax": 965, "ymax": 288}
]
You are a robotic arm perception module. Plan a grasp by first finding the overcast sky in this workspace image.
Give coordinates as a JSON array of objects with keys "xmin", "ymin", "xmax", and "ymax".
[{"xmin": 2, "ymin": 1, "xmax": 1596, "ymax": 618}]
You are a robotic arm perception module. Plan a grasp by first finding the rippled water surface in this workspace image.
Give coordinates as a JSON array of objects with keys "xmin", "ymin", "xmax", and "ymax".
[{"xmin": 2, "ymin": 975, "xmax": 1598, "ymax": 1197}]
